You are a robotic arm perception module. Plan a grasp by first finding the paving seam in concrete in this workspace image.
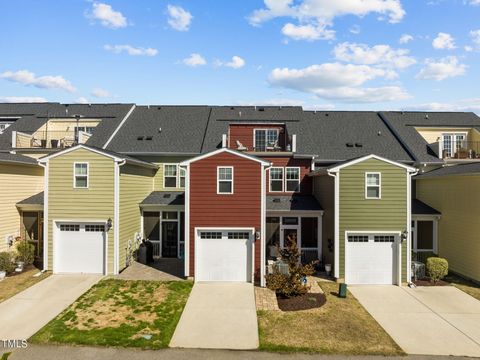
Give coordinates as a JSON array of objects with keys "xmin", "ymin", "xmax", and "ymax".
[{"xmin": 401, "ymin": 287, "xmax": 480, "ymax": 348}]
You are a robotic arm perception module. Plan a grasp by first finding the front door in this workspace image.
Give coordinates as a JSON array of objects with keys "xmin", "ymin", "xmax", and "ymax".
[{"xmin": 162, "ymin": 222, "xmax": 178, "ymax": 258}]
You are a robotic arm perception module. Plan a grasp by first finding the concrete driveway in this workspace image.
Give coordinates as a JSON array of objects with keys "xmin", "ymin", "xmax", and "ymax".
[
  {"xmin": 350, "ymin": 285, "xmax": 480, "ymax": 357},
  {"xmin": 0, "ymin": 274, "xmax": 102, "ymax": 340},
  {"xmin": 170, "ymin": 282, "xmax": 259, "ymax": 350}
]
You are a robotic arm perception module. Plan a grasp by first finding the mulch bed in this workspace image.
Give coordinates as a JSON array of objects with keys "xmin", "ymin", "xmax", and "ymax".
[
  {"xmin": 277, "ymin": 293, "xmax": 326, "ymax": 311},
  {"xmin": 5, "ymin": 264, "xmax": 37, "ymax": 278},
  {"xmin": 413, "ymin": 277, "xmax": 451, "ymax": 286}
]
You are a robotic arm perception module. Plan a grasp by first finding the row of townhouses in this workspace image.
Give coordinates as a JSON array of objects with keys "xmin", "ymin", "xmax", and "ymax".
[{"xmin": 0, "ymin": 103, "xmax": 479, "ymax": 286}]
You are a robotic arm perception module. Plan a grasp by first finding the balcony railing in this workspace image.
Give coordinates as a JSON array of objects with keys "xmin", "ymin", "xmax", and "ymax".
[
  {"xmin": 439, "ymin": 140, "xmax": 480, "ymax": 160},
  {"xmin": 13, "ymin": 130, "xmax": 92, "ymax": 149}
]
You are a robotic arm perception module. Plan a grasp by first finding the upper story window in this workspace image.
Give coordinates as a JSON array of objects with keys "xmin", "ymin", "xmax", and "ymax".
[
  {"xmin": 179, "ymin": 167, "xmax": 186, "ymax": 187},
  {"xmin": 269, "ymin": 167, "xmax": 284, "ymax": 192},
  {"xmin": 441, "ymin": 133, "xmax": 466, "ymax": 158},
  {"xmin": 74, "ymin": 126, "xmax": 95, "ymax": 136},
  {"xmin": 270, "ymin": 167, "xmax": 300, "ymax": 192},
  {"xmin": 164, "ymin": 164, "xmax": 178, "ymax": 188},
  {"xmin": 285, "ymin": 167, "xmax": 300, "ymax": 192},
  {"xmin": 217, "ymin": 166, "xmax": 233, "ymax": 194},
  {"xmin": 74, "ymin": 163, "xmax": 89, "ymax": 189},
  {"xmin": 365, "ymin": 172, "xmax": 381, "ymax": 199},
  {"xmin": 0, "ymin": 121, "xmax": 15, "ymax": 134},
  {"xmin": 254, "ymin": 129, "xmax": 279, "ymax": 151}
]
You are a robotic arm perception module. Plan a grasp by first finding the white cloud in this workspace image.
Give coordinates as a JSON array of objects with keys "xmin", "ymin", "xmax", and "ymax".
[
  {"xmin": 75, "ymin": 97, "xmax": 89, "ymax": 104},
  {"xmin": 182, "ymin": 53, "xmax": 207, "ymax": 67},
  {"xmin": 87, "ymin": 2, "xmax": 127, "ymax": 29},
  {"xmin": 281, "ymin": 23, "xmax": 335, "ymax": 41},
  {"xmin": 405, "ymin": 98, "xmax": 480, "ymax": 114},
  {"xmin": 91, "ymin": 88, "xmax": 110, "ymax": 98},
  {"xmin": 333, "ymin": 42, "xmax": 416, "ymax": 69},
  {"xmin": 465, "ymin": 45, "xmax": 474, "ymax": 52},
  {"xmin": 399, "ymin": 33, "xmax": 413, "ymax": 44},
  {"xmin": 0, "ymin": 70, "xmax": 76, "ymax": 93},
  {"xmin": 224, "ymin": 56, "xmax": 246, "ymax": 69},
  {"xmin": 248, "ymin": 0, "xmax": 405, "ymax": 41},
  {"xmin": 416, "ymin": 56, "xmax": 467, "ymax": 81},
  {"xmin": 467, "ymin": 0, "xmax": 480, "ymax": 5},
  {"xmin": 432, "ymin": 32, "xmax": 456, "ymax": 49},
  {"xmin": 0, "ymin": 96, "xmax": 47, "ymax": 103},
  {"xmin": 167, "ymin": 5, "xmax": 192, "ymax": 31},
  {"xmin": 470, "ymin": 29, "xmax": 480, "ymax": 47},
  {"xmin": 268, "ymin": 62, "xmax": 409, "ymax": 103},
  {"xmin": 104, "ymin": 44, "xmax": 158, "ymax": 56},
  {"xmin": 236, "ymin": 98, "xmax": 306, "ymax": 106}
]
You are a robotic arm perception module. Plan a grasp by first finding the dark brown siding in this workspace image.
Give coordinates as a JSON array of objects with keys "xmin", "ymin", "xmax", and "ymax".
[
  {"xmin": 189, "ymin": 152, "xmax": 263, "ymax": 280},
  {"xmin": 264, "ymin": 157, "xmax": 312, "ymax": 195},
  {"xmin": 228, "ymin": 124, "xmax": 286, "ymax": 151}
]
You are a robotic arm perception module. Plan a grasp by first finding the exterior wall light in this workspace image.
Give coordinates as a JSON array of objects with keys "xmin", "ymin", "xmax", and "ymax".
[
  {"xmin": 106, "ymin": 218, "xmax": 113, "ymax": 231},
  {"xmin": 401, "ymin": 230, "xmax": 408, "ymax": 242}
]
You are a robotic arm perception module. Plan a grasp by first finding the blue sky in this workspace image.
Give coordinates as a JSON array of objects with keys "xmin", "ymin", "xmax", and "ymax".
[{"xmin": 1, "ymin": 0, "xmax": 480, "ymax": 112}]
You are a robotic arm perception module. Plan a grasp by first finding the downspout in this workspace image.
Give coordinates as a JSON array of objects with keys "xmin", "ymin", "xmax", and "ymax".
[{"xmin": 114, "ymin": 159, "xmax": 126, "ymax": 275}]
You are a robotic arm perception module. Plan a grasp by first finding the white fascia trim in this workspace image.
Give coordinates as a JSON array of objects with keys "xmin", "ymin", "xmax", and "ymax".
[
  {"xmin": 39, "ymin": 161, "xmax": 49, "ymax": 271},
  {"xmin": 260, "ymin": 164, "xmax": 268, "ymax": 287},
  {"xmin": 406, "ymin": 169, "xmax": 418, "ymax": 284},
  {"xmin": 327, "ymin": 169, "xmax": 340, "ymax": 279},
  {"xmin": 180, "ymin": 148, "xmax": 271, "ymax": 166},
  {"xmin": 328, "ymin": 154, "xmax": 417, "ymax": 173},
  {"xmin": 114, "ymin": 159, "xmax": 126, "ymax": 274},
  {"xmin": 38, "ymin": 144, "xmax": 124, "ymax": 163},
  {"xmin": 103, "ymin": 104, "xmax": 136, "ymax": 149},
  {"xmin": 184, "ymin": 164, "xmax": 190, "ymax": 277}
]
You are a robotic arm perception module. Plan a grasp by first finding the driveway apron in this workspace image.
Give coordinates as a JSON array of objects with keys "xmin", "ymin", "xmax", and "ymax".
[
  {"xmin": 349, "ymin": 285, "xmax": 480, "ymax": 357},
  {"xmin": 0, "ymin": 274, "xmax": 102, "ymax": 340},
  {"xmin": 170, "ymin": 282, "xmax": 259, "ymax": 350}
]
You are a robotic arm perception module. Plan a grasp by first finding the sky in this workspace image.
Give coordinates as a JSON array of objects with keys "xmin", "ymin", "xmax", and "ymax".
[{"xmin": 1, "ymin": 0, "xmax": 480, "ymax": 112}]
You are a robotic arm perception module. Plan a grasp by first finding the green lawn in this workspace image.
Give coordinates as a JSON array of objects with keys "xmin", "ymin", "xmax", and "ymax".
[
  {"xmin": 445, "ymin": 273, "xmax": 480, "ymax": 301},
  {"xmin": 257, "ymin": 282, "xmax": 404, "ymax": 356},
  {"xmin": 0, "ymin": 266, "xmax": 50, "ymax": 303},
  {"xmin": 31, "ymin": 279, "xmax": 192, "ymax": 349}
]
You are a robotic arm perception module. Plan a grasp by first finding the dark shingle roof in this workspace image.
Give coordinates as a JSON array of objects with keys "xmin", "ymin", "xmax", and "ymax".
[
  {"xmin": 380, "ymin": 111, "xmax": 480, "ymax": 164},
  {"xmin": 141, "ymin": 191, "xmax": 185, "ymax": 206},
  {"xmin": 412, "ymin": 199, "xmax": 440, "ymax": 215},
  {"xmin": 0, "ymin": 152, "xmax": 39, "ymax": 165},
  {"xmin": 266, "ymin": 195, "xmax": 323, "ymax": 211},
  {"xmin": 415, "ymin": 163, "xmax": 480, "ymax": 178},
  {"xmin": 0, "ymin": 103, "xmax": 134, "ymax": 151},
  {"xmin": 106, "ymin": 106, "xmax": 212, "ymax": 154},
  {"xmin": 17, "ymin": 191, "xmax": 44, "ymax": 205}
]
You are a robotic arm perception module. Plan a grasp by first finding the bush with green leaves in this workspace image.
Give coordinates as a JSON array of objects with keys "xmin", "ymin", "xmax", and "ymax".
[
  {"xmin": 0, "ymin": 252, "xmax": 15, "ymax": 273},
  {"xmin": 427, "ymin": 257, "xmax": 448, "ymax": 284},
  {"xmin": 266, "ymin": 233, "xmax": 317, "ymax": 298},
  {"xmin": 15, "ymin": 241, "xmax": 35, "ymax": 265}
]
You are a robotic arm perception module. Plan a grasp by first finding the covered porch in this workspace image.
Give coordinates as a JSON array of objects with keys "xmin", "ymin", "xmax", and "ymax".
[
  {"xmin": 265, "ymin": 195, "xmax": 323, "ymax": 269},
  {"xmin": 15, "ymin": 191, "xmax": 44, "ymax": 268}
]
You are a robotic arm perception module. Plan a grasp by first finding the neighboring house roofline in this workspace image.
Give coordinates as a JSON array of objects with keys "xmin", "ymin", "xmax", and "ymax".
[
  {"xmin": 37, "ymin": 144, "xmax": 158, "ymax": 169},
  {"xmin": 180, "ymin": 147, "xmax": 271, "ymax": 166},
  {"xmin": 102, "ymin": 104, "xmax": 136, "ymax": 149},
  {"xmin": 325, "ymin": 154, "xmax": 417, "ymax": 173}
]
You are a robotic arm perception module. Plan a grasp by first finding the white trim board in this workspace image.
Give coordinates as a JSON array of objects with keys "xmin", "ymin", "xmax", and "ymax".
[
  {"xmin": 103, "ymin": 104, "xmax": 136, "ymax": 148},
  {"xmin": 328, "ymin": 154, "xmax": 417, "ymax": 173},
  {"xmin": 180, "ymin": 147, "xmax": 271, "ymax": 166}
]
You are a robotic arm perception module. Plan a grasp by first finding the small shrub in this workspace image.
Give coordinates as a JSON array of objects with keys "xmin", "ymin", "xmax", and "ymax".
[
  {"xmin": 265, "ymin": 233, "xmax": 317, "ymax": 298},
  {"xmin": 0, "ymin": 252, "xmax": 15, "ymax": 273},
  {"xmin": 427, "ymin": 257, "xmax": 448, "ymax": 284},
  {"xmin": 15, "ymin": 241, "xmax": 35, "ymax": 265}
]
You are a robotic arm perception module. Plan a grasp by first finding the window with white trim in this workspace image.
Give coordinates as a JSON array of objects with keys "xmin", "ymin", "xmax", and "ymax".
[
  {"xmin": 74, "ymin": 163, "xmax": 88, "ymax": 188},
  {"xmin": 270, "ymin": 167, "xmax": 284, "ymax": 192},
  {"xmin": 285, "ymin": 167, "xmax": 300, "ymax": 192},
  {"xmin": 164, "ymin": 164, "xmax": 178, "ymax": 188},
  {"xmin": 217, "ymin": 167, "xmax": 233, "ymax": 194},
  {"xmin": 179, "ymin": 167, "xmax": 186, "ymax": 187},
  {"xmin": 255, "ymin": 129, "xmax": 279, "ymax": 151},
  {"xmin": 365, "ymin": 173, "xmax": 381, "ymax": 199}
]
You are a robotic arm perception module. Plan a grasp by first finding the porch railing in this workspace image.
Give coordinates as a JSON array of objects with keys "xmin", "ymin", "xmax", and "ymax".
[
  {"xmin": 301, "ymin": 248, "xmax": 319, "ymax": 263},
  {"xmin": 412, "ymin": 251, "xmax": 436, "ymax": 264},
  {"xmin": 150, "ymin": 240, "xmax": 161, "ymax": 259},
  {"xmin": 13, "ymin": 130, "xmax": 92, "ymax": 149},
  {"xmin": 440, "ymin": 140, "xmax": 480, "ymax": 160}
]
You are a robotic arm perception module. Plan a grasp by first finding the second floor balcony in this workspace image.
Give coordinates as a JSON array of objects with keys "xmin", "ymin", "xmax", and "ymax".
[
  {"xmin": 438, "ymin": 139, "xmax": 480, "ymax": 160},
  {"xmin": 13, "ymin": 130, "xmax": 92, "ymax": 149}
]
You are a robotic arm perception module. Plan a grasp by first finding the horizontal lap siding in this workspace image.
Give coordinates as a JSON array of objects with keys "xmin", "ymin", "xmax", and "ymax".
[
  {"xmin": 417, "ymin": 176, "xmax": 480, "ymax": 281},
  {"xmin": 339, "ymin": 159, "xmax": 408, "ymax": 281},
  {"xmin": 228, "ymin": 124, "xmax": 286, "ymax": 150},
  {"xmin": 189, "ymin": 152, "xmax": 262, "ymax": 279},
  {"xmin": 0, "ymin": 164, "xmax": 44, "ymax": 252},
  {"xmin": 119, "ymin": 164, "xmax": 155, "ymax": 271},
  {"xmin": 48, "ymin": 148, "xmax": 115, "ymax": 273},
  {"xmin": 264, "ymin": 157, "xmax": 312, "ymax": 195},
  {"xmin": 135, "ymin": 155, "xmax": 191, "ymax": 191}
]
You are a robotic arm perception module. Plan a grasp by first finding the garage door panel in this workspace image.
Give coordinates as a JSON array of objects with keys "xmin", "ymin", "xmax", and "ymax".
[
  {"xmin": 196, "ymin": 230, "xmax": 252, "ymax": 282},
  {"xmin": 55, "ymin": 222, "xmax": 105, "ymax": 274},
  {"xmin": 346, "ymin": 234, "xmax": 397, "ymax": 285}
]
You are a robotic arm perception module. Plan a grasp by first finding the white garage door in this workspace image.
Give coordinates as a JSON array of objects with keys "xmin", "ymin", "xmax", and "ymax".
[
  {"xmin": 55, "ymin": 222, "xmax": 105, "ymax": 274},
  {"xmin": 196, "ymin": 230, "xmax": 252, "ymax": 282},
  {"xmin": 346, "ymin": 233, "xmax": 398, "ymax": 285}
]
